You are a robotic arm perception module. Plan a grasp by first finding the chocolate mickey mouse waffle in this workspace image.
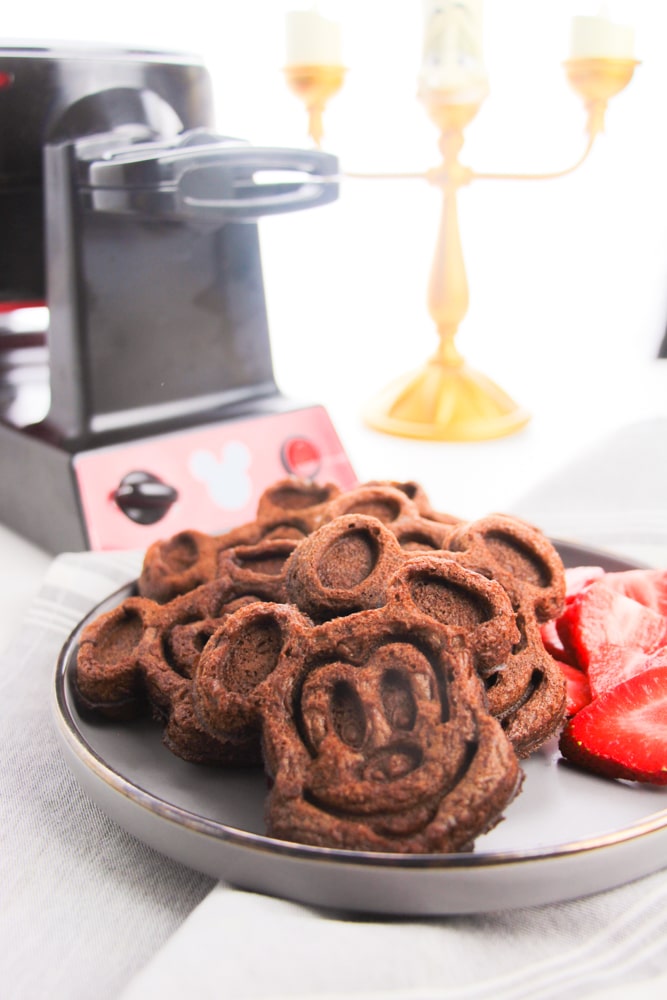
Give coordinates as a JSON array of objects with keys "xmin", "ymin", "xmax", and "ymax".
[
  {"xmin": 257, "ymin": 607, "xmax": 522, "ymax": 853},
  {"xmin": 138, "ymin": 479, "xmax": 341, "ymax": 603},
  {"xmin": 284, "ymin": 509, "xmax": 565, "ymax": 756},
  {"xmin": 324, "ymin": 483, "xmax": 455, "ymax": 552},
  {"xmin": 75, "ymin": 554, "xmax": 297, "ymax": 764},
  {"xmin": 74, "ymin": 586, "xmax": 241, "ymax": 763},
  {"xmin": 189, "ymin": 549, "xmax": 523, "ymax": 852},
  {"xmin": 442, "ymin": 514, "xmax": 567, "ymax": 756}
]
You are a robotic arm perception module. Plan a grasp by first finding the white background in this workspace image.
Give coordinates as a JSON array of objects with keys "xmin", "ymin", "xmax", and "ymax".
[
  {"xmin": 2, "ymin": 1, "xmax": 666, "ymax": 522},
  {"xmin": 4, "ymin": 1, "xmax": 665, "ymax": 390}
]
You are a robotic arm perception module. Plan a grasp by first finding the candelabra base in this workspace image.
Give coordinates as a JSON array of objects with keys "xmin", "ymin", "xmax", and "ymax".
[{"xmin": 363, "ymin": 359, "xmax": 530, "ymax": 442}]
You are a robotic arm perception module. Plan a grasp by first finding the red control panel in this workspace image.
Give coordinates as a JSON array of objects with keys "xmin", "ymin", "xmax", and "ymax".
[{"xmin": 73, "ymin": 405, "xmax": 357, "ymax": 550}]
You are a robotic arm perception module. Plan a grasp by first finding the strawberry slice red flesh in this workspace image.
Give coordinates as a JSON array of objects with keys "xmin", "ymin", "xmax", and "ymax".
[
  {"xmin": 557, "ymin": 660, "xmax": 592, "ymax": 716},
  {"xmin": 601, "ymin": 569, "xmax": 667, "ymax": 616},
  {"xmin": 564, "ymin": 565, "xmax": 605, "ymax": 602},
  {"xmin": 559, "ymin": 665, "xmax": 667, "ymax": 784},
  {"xmin": 556, "ymin": 581, "xmax": 667, "ymax": 692},
  {"xmin": 541, "ymin": 619, "xmax": 573, "ymax": 663}
]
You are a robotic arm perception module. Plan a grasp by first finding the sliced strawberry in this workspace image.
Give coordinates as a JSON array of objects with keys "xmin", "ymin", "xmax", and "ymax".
[
  {"xmin": 554, "ymin": 613, "xmax": 582, "ymax": 669},
  {"xmin": 550, "ymin": 566, "xmax": 608, "ymax": 666},
  {"xmin": 587, "ymin": 643, "xmax": 666, "ymax": 698},
  {"xmin": 564, "ymin": 565, "xmax": 605, "ymax": 602},
  {"xmin": 556, "ymin": 580, "xmax": 667, "ymax": 686},
  {"xmin": 557, "ymin": 660, "xmax": 592, "ymax": 715},
  {"xmin": 601, "ymin": 569, "xmax": 667, "ymax": 616},
  {"xmin": 559, "ymin": 666, "xmax": 667, "ymax": 784},
  {"xmin": 540, "ymin": 619, "xmax": 573, "ymax": 662}
]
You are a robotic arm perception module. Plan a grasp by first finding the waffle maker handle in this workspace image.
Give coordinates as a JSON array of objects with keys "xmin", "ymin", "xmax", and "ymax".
[
  {"xmin": 82, "ymin": 135, "xmax": 339, "ymax": 221},
  {"xmin": 176, "ymin": 146, "xmax": 339, "ymax": 220}
]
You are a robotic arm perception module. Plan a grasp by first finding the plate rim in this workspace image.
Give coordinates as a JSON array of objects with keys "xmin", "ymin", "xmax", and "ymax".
[{"xmin": 52, "ymin": 538, "xmax": 667, "ymax": 874}]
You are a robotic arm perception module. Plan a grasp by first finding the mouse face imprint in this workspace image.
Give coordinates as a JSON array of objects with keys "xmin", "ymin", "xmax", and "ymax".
[
  {"xmin": 260, "ymin": 607, "xmax": 522, "ymax": 853},
  {"xmin": 297, "ymin": 641, "xmax": 463, "ymax": 815}
]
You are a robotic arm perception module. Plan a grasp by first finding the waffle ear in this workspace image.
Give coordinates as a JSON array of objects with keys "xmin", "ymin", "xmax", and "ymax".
[
  {"xmin": 285, "ymin": 514, "xmax": 404, "ymax": 621},
  {"xmin": 193, "ymin": 601, "xmax": 310, "ymax": 744},
  {"xmin": 385, "ymin": 554, "xmax": 519, "ymax": 673},
  {"xmin": 445, "ymin": 514, "xmax": 566, "ymax": 622}
]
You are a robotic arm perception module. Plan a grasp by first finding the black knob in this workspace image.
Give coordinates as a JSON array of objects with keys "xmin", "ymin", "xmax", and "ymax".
[{"xmin": 113, "ymin": 471, "xmax": 178, "ymax": 525}]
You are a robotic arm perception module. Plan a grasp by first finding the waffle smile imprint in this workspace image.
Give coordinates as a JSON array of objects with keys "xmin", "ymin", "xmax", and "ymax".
[{"xmin": 74, "ymin": 476, "xmax": 570, "ymax": 853}]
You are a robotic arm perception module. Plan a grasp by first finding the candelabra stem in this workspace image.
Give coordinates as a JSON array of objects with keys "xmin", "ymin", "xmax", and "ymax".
[
  {"xmin": 428, "ymin": 149, "xmax": 468, "ymax": 367},
  {"xmin": 364, "ymin": 101, "xmax": 529, "ymax": 441}
]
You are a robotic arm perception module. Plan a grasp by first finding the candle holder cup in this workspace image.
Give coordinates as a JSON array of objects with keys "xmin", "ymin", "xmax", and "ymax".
[
  {"xmin": 564, "ymin": 57, "xmax": 639, "ymax": 136},
  {"xmin": 284, "ymin": 64, "xmax": 346, "ymax": 149}
]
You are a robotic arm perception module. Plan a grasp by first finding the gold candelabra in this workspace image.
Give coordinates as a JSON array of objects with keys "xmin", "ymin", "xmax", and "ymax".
[{"xmin": 285, "ymin": 54, "xmax": 638, "ymax": 442}]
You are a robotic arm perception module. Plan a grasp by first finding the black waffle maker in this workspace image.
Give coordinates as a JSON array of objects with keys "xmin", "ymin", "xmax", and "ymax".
[{"xmin": 0, "ymin": 43, "xmax": 356, "ymax": 551}]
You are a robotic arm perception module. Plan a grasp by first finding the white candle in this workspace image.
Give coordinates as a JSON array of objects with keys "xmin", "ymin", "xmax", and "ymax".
[
  {"xmin": 569, "ymin": 13, "xmax": 635, "ymax": 60},
  {"xmin": 285, "ymin": 9, "xmax": 343, "ymax": 67},
  {"xmin": 419, "ymin": 0, "xmax": 489, "ymax": 99}
]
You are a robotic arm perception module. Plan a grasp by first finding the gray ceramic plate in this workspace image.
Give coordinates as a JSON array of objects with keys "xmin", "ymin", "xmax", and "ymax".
[{"xmin": 52, "ymin": 541, "xmax": 667, "ymax": 916}]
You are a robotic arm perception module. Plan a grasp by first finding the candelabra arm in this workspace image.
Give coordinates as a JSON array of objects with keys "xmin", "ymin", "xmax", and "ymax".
[
  {"xmin": 461, "ymin": 57, "xmax": 638, "ymax": 185},
  {"xmin": 470, "ymin": 129, "xmax": 599, "ymax": 184},
  {"xmin": 342, "ymin": 170, "xmax": 429, "ymax": 181}
]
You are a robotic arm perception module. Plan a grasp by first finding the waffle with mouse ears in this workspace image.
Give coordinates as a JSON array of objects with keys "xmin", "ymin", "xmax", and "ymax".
[
  {"xmin": 282, "ymin": 510, "xmax": 566, "ymax": 756},
  {"xmin": 138, "ymin": 479, "xmax": 342, "ymax": 603},
  {"xmin": 74, "ymin": 552, "xmax": 298, "ymax": 765},
  {"xmin": 192, "ymin": 553, "xmax": 523, "ymax": 853},
  {"xmin": 137, "ymin": 479, "xmax": 458, "ymax": 605},
  {"xmin": 441, "ymin": 515, "xmax": 567, "ymax": 756}
]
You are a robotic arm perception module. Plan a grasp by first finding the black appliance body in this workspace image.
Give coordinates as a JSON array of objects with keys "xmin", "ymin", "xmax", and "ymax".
[{"xmin": 0, "ymin": 44, "xmax": 354, "ymax": 552}]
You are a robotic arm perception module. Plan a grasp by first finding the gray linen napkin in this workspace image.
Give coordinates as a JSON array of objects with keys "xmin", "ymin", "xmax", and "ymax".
[
  {"xmin": 4, "ymin": 539, "xmax": 667, "ymax": 1000},
  {"xmin": 1, "ymin": 551, "xmax": 215, "ymax": 1000}
]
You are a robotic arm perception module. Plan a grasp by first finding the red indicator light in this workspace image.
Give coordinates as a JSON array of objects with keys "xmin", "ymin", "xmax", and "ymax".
[
  {"xmin": 0, "ymin": 71, "xmax": 14, "ymax": 89},
  {"xmin": 281, "ymin": 437, "xmax": 321, "ymax": 479}
]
